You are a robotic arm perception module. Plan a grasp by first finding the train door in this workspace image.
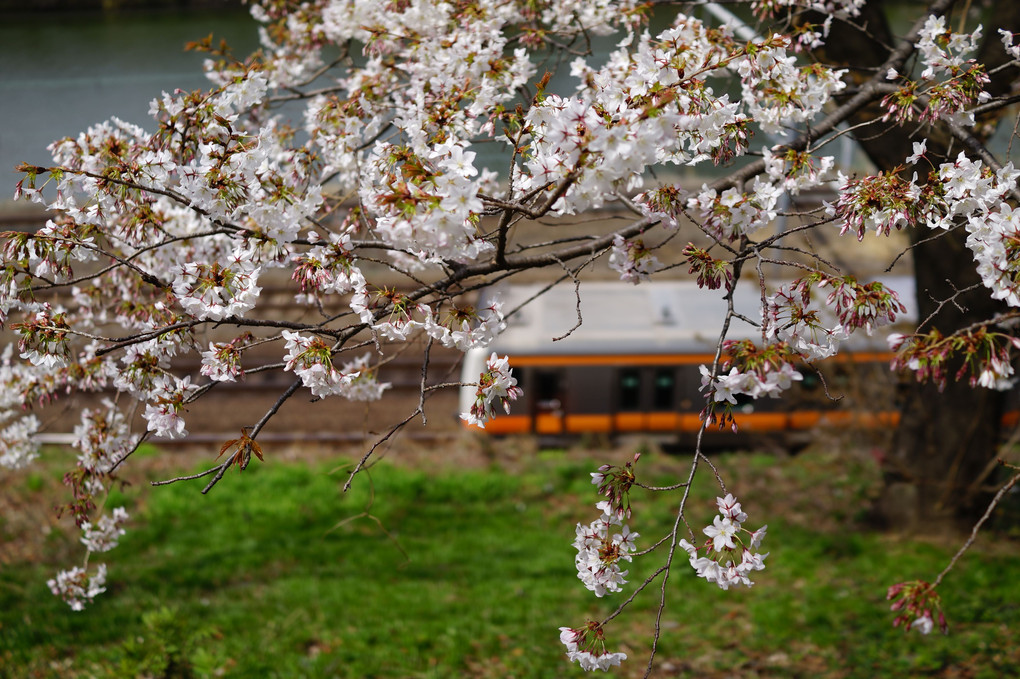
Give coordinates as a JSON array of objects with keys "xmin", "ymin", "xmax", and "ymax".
[
  {"xmin": 533, "ymin": 369, "xmax": 566, "ymax": 434},
  {"xmin": 614, "ymin": 367, "xmax": 646, "ymax": 432},
  {"xmin": 649, "ymin": 367, "xmax": 679, "ymax": 431}
]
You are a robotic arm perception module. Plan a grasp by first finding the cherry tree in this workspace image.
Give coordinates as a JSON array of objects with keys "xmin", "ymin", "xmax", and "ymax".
[{"xmin": 5, "ymin": 0, "xmax": 1020, "ymax": 672}]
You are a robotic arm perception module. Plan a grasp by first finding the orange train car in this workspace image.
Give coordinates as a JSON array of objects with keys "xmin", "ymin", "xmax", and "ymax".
[{"xmin": 459, "ymin": 279, "xmax": 918, "ymax": 443}]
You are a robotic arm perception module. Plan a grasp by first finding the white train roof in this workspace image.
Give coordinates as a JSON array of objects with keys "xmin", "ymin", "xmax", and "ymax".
[{"xmin": 478, "ymin": 277, "xmax": 917, "ymax": 357}]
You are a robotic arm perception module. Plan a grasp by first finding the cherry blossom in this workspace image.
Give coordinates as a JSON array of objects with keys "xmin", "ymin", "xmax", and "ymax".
[
  {"xmin": 1000, "ymin": 29, "xmax": 1020, "ymax": 61},
  {"xmin": 336, "ymin": 354, "xmax": 391, "ymax": 402},
  {"xmin": 679, "ymin": 495, "xmax": 768, "ymax": 590},
  {"xmin": 47, "ymin": 564, "xmax": 108, "ymax": 612},
  {"xmin": 72, "ymin": 401, "xmax": 134, "ymax": 474},
  {"xmin": 700, "ymin": 362, "xmax": 804, "ymax": 404},
  {"xmin": 80, "ymin": 507, "xmax": 129, "ymax": 553},
  {"xmin": 888, "ymin": 580, "xmax": 949, "ymax": 635},
  {"xmin": 172, "ymin": 260, "xmax": 262, "ymax": 321},
  {"xmin": 425, "ymin": 301, "xmax": 506, "ymax": 352},
  {"xmin": 558, "ymin": 622, "xmax": 627, "ymax": 672},
  {"xmin": 688, "ymin": 177, "xmax": 783, "ymax": 240},
  {"xmin": 460, "ymin": 353, "xmax": 522, "ymax": 428},
  {"xmin": 906, "ymin": 140, "xmax": 928, "ymax": 165},
  {"xmin": 590, "ymin": 453, "xmax": 639, "ymax": 521},
  {"xmin": 608, "ymin": 235, "xmax": 661, "ymax": 284},
  {"xmin": 282, "ymin": 331, "xmax": 357, "ymax": 399},
  {"xmin": 0, "ymin": 414, "xmax": 40, "ymax": 470},
  {"xmin": 573, "ymin": 500, "xmax": 640, "ymax": 597}
]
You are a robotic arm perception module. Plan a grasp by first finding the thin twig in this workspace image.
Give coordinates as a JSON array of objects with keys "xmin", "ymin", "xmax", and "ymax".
[
  {"xmin": 343, "ymin": 410, "xmax": 420, "ymax": 493},
  {"xmin": 418, "ymin": 336, "xmax": 433, "ymax": 426},
  {"xmin": 932, "ymin": 467, "xmax": 1020, "ymax": 588}
]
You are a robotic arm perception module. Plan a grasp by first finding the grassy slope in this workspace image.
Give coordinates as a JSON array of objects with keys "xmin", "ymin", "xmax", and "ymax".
[{"xmin": 1, "ymin": 445, "xmax": 1019, "ymax": 678}]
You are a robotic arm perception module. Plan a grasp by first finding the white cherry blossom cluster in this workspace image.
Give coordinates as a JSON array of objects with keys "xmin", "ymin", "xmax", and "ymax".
[
  {"xmin": 72, "ymin": 401, "xmax": 134, "ymax": 475},
  {"xmin": 16, "ymin": 304, "xmax": 71, "ymax": 369},
  {"xmin": 680, "ymin": 494, "xmax": 768, "ymax": 590},
  {"xmin": 608, "ymin": 235, "xmax": 661, "ymax": 284},
  {"xmin": 0, "ymin": 338, "xmax": 59, "ymax": 468},
  {"xmin": 763, "ymin": 276, "xmax": 906, "ymax": 362},
  {"xmin": 69, "ymin": 342, "xmax": 119, "ymax": 395},
  {"xmin": 931, "ymin": 159, "xmax": 1020, "ymax": 307},
  {"xmin": 791, "ymin": 19, "xmax": 831, "ymax": 52},
  {"xmin": 359, "ymin": 141, "xmax": 495, "ymax": 264},
  {"xmin": 819, "ymin": 277, "xmax": 906, "ymax": 335},
  {"xmin": 753, "ymin": 0, "xmax": 864, "ymax": 20},
  {"xmin": 587, "ymin": 12, "xmax": 731, "ymax": 87},
  {"xmin": 700, "ymin": 362, "xmax": 804, "ymax": 404},
  {"xmin": 1000, "ymin": 29, "xmax": 1020, "ymax": 61},
  {"xmin": 150, "ymin": 78, "xmax": 323, "ymax": 238},
  {"xmin": 516, "ymin": 15, "xmax": 783, "ymax": 215},
  {"xmin": 360, "ymin": 293, "xmax": 504, "ymax": 352},
  {"xmin": 0, "ymin": 413, "xmax": 41, "ymax": 470},
  {"xmin": 558, "ymin": 623, "xmax": 627, "ymax": 672},
  {"xmin": 915, "ymin": 15, "xmax": 982, "ymax": 80},
  {"xmin": 517, "ymin": 94, "xmax": 652, "ymax": 215},
  {"xmin": 542, "ymin": 0, "xmax": 639, "ymax": 37},
  {"xmin": 763, "ymin": 146, "xmax": 835, "ymax": 195},
  {"xmin": 836, "ymin": 152, "xmax": 1020, "ymax": 308},
  {"xmin": 424, "ymin": 301, "xmax": 506, "ymax": 352},
  {"xmin": 282, "ymin": 331, "xmax": 356, "ymax": 399},
  {"xmin": 922, "ymin": 154, "xmax": 1020, "ymax": 231},
  {"xmin": 171, "ymin": 118, "xmax": 323, "ymax": 242},
  {"xmin": 57, "ymin": 407, "xmax": 139, "ymax": 611},
  {"xmin": 732, "ymin": 36, "xmax": 846, "ymax": 136},
  {"xmin": 767, "ymin": 275, "xmax": 869, "ymax": 358},
  {"xmin": 8, "ymin": 218, "xmax": 98, "ymax": 283},
  {"xmin": 836, "ymin": 150, "xmax": 1006, "ymax": 237},
  {"xmin": 460, "ymin": 353, "xmax": 522, "ymax": 428},
  {"xmin": 80, "ymin": 507, "xmax": 129, "ymax": 553},
  {"xmin": 0, "ymin": 332, "xmax": 46, "ymax": 467},
  {"xmin": 290, "ymin": 232, "xmax": 364, "ymax": 301},
  {"xmin": 976, "ymin": 354, "xmax": 1016, "ymax": 391},
  {"xmin": 154, "ymin": 69, "xmax": 268, "ymax": 127},
  {"xmin": 47, "ymin": 564, "xmax": 108, "ymax": 612},
  {"xmin": 142, "ymin": 375, "xmax": 195, "ymax": 439},
  {"xmin": 304, "ymin": 91, "xmax": 388, "ymax": 195},
  {"xmin": 764, "ymin": 299, "xmax": 847, "ymax": 362},
  {"xmin": 883, "ymin": 16, "xmax": 989, "ymax": 126},
  {"xmin": 112, "ymin": 337, "xmax": 181, "ymax": 399},
  {"xmin": 688, "ymin": 177, "xmax": 783, "ymax": 240},
  {"xmin": 573, "ymin": 500, "xmax": 639, "ymax": 597},
  {"xmin": 563, "ymin": 15, "xmax": 744, "ymax": 165},
  {"xmin": 172, "ymin": 260, "xmax": 262, "ymax": 321},
  {"xmin": 43, "ymin": 116, "xmax": 151, "ymax": 217},
  {"xmin": 0, "ymin": 274, "xmax": 32, "ymax": 326},
  {"xmin": 334, "ymin": 354, "xmax": 391, "ymax": 402},
  {"xmin": 200, "ymin": 341, "xmax": 246, "ymax": 383},
  {"xmin": 295, "ymin": 1, "xmax": 536, "ymax": 232},
  {"xmin": 889, "ymin": 328, "xmax": 1020, "ymax": 392}
]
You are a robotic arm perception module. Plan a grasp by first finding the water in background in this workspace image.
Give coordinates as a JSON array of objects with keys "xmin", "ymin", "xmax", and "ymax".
[{"xmin": 0, "ymin": 9, "xmax": 259, "ymax": 198}]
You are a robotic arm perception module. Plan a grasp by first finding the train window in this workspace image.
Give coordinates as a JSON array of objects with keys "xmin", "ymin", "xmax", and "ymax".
[
  {"xmin": 653, "ymin": 369, "xmax": 675, "ymax": 409},
  {"xmin": 535, "ymin": 371, "xmax": 560, "ymax": 401},
  {"xmin": 511, "ymin": 368, "xmax": 524, "ymax": 391},
  {"xmin": 618, "ymin": 369, "xmax": 641, "ymax": 411}
]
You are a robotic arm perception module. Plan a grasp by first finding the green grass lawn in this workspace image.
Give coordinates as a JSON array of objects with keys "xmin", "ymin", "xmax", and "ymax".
[{"xmin": 1, "ymin": 443, "xmax": 1019, "ymax": 678}]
